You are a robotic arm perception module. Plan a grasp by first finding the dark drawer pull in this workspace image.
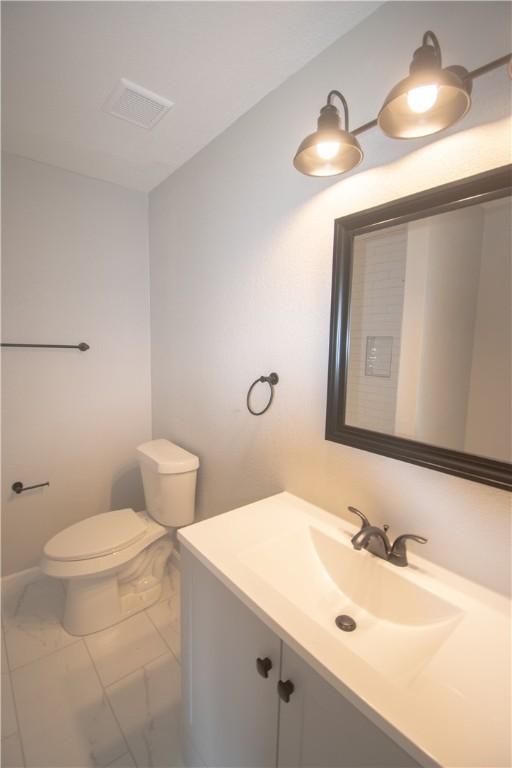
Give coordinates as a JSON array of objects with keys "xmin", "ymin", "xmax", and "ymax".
[
  {"xmin": 277, "ymin": 679, "xmax": 295, "ymax": 702},
  {"xmin": 256, "ymin": 657, "xmax": 273, "ymax": 678}
]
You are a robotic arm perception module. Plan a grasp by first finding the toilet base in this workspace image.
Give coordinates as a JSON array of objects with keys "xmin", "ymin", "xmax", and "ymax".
[{"xmin": 63, "ymin": 537, "xmax": 174, "ymax": 636}]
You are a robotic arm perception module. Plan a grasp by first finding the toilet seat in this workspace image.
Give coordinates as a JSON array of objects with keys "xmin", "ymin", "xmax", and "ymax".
[
  {"xmin": 44, "ymin": 508, "xmax": 147, "ymax": 561},
  {"xmin": 41, "ymin": 510, "xmax": 169, "ymax": 580}
]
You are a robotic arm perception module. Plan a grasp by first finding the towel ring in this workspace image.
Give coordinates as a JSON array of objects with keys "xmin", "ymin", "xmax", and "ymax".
[{"xmin": 247, "ymin": 372, "xmax": 279, "ymax": 416}]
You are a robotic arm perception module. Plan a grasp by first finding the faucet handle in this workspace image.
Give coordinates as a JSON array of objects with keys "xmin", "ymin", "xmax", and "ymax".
[
  {"xmin": 389, "ymin": 534, "xmax": 428, "ymax": 567},
  {"xmin": 347, "ymin": 506, "xmax": 371, "ymax": 531}
]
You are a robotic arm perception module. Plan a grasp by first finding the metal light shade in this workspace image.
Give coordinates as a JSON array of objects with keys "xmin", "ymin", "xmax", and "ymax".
[
  {"xmin": 378, "ymin": 32, "xmax": 471, "ymax": 139},
  {"xmin": 293, "ymin": 92, "xmax": 363, "ymax": 177},
  {"xmin": 378, "ymin": 67, "xmax": 471, "ymax": 139},
  {"xmin": 293, "ymin": 129, "xmax": 363, "ymax": 177}
]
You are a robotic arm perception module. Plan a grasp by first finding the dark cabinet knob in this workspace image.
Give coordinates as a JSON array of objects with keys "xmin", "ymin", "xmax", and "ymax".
[
  {"xmin": 256, "ymin": 657, "xmax": 273, "ymax": 678},
  {"xmin": 277, "ymin": 679, "xmax": 295, "ymax": 702}
]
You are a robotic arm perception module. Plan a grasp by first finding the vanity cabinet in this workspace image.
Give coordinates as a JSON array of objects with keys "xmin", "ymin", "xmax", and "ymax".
[
  {"xmin": 181, "ymin": 549, "xmax": 420, "ymax": 768},
  {"xmin": 181, "ymin": 548, "xmax": 281, "ymax": 768},
  {"xmin": 278, "ymin": 645, "xmax": 417, "ymax": 768}
]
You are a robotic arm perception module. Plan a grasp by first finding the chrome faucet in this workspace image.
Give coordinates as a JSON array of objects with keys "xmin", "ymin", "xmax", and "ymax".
[{"xmin": 347, "ymin": 506, "xmax": 427, "ymax": 567}]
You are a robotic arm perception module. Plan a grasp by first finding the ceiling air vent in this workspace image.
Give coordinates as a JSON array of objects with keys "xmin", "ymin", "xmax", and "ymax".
[{"xmin": 104, "ymin": 79, "xmax": 173, "ymax": 129}]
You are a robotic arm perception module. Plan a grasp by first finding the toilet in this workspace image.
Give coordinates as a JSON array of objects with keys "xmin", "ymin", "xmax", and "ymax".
[{"xmin": 41, "ymin": 438, "xmax": 199, "ymax": 636}]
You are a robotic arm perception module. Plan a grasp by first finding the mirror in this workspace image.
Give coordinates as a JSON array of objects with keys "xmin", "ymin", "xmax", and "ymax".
[{"xmin": 326, "ymin": 166, "xmax": 512, "ymax": 490}]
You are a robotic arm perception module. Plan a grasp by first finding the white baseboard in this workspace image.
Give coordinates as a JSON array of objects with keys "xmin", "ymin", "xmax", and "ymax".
[
  {"xmin": 1, "ymin": 566, "xmax": 43, "ymax": 603},
  {"xmin": 2, "ymin": 565, "xmax": 42, "ymax": 587}
]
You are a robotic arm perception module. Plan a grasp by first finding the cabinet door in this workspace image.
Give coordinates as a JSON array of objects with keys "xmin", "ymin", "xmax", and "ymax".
[
  {"xmin": 181, "ymin": 549, "xmax": 281, "ymax": 768},
  {"xmin": 277, "ymin": 644, "xmax": 420, "ymax": 768}
]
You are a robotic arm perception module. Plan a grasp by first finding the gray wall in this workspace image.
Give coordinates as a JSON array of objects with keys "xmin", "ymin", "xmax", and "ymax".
[
  {"xmin": 2, "ymin": 154, "xmax": 152, "ymax": 575},
  {"xmin": 148, "ymin": 1, "xmax": 512, "ymax": 596}
]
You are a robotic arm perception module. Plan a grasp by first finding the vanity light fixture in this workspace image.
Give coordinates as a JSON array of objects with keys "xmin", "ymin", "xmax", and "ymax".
[
  {"xmin": 378, "ymin": 31, "xmax": 472, "ymax": 139},
  {"xmin": 293, "ymin": 32, "xmax": 511, "ymax": 177},
  {"xmin": 293, "ymin": 90, "xmax": 363, "ymax": 177}
]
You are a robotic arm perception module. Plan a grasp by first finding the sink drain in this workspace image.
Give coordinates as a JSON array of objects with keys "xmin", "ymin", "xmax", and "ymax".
[{"xmin": 335, "ymin": 614, "xmax": 356, "ymax": 632}]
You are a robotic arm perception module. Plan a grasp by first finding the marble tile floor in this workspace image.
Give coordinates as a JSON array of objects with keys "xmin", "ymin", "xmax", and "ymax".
[{"xmin": 1, "ymin": 564, "xmax": 182, "ymax": 768}]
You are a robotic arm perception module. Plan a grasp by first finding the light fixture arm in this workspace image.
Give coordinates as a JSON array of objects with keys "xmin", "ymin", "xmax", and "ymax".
[
  {"xmin": 326, "ymin": 90, "xmax": 350, "ymax": 131},
  {"xmin": 422, "ymin": 30, "xmax": 441, "ymax": 59},
  {"xmin": 466, "ymin": 53, "xmax": 511, "ymax": 81},
  {"xmin": 409, "ymin": 29, "xmax": 442, "ymax": 74}
]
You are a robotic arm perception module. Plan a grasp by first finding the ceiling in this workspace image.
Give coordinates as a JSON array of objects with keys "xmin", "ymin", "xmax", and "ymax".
[{"xmin": 1, "ymin": 1, "xmax": 380, "ymax": 192}]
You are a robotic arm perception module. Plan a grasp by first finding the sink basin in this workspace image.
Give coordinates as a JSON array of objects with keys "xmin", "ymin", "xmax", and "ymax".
[{"xmin": 239, "ymin": 524, "xmax": 463, "ymax": 685}]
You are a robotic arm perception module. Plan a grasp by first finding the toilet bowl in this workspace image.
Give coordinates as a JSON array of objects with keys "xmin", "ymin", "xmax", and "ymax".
[
  {"xmin": 41, "ymin": 509, "xmax": 172, "ymax": 635},
  {"xmin": 41, "ymin": 439, "xmax": 199, "ymax": 636}
]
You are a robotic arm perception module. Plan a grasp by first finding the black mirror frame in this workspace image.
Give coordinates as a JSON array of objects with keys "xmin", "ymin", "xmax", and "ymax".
[{"xmin": 326, "ymin": 165, "xmax": 512, "ymax": 491}]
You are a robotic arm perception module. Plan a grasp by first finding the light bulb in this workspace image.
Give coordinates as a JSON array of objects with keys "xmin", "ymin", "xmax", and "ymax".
[
  {"xmin": 407, "ymin": 84, "xmax": 439, "ymax": 114},
  {"xmin": 316, "ymin": 141, "xmax": 340, "ymax": 160}
]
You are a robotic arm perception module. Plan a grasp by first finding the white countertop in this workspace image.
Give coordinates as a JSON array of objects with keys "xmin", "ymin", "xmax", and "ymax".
[{"xmin": 179, "ymin": 492, "xmax": 511, "ymax": 768}]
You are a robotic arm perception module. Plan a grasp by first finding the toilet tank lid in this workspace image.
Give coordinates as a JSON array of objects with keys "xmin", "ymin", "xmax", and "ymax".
[{"xmin": 136, "ymin": 438, "xmax": 199, "ymax": 474}]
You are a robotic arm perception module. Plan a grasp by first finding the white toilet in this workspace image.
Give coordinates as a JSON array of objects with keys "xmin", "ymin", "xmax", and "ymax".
[{"xmin": 41, "ymin": 438, "xmax": 199, "ymax": 636}]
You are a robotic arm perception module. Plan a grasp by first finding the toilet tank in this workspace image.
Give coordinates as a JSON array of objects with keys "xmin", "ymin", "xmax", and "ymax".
[{"xmin": 136, "ymin": 439, "xmax": 199, "ymax": 527}]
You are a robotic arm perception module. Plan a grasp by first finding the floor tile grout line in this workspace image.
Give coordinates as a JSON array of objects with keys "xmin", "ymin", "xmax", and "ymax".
[
  {"xmin": 82, "ymin": 639, "xmax": 138, "ymax": 768},
  {"xmin": 104, "ymin": 752, "xmax": 133, "ymax": 768},
  {"xmin": 144, "ymin": 603, "xmax": 181, "ymax": 659},
  {"xmin": 4, "ymin": 599, "xmax": 175, "ymax": 679},
  {"xmin": 2, "ymin": 566, "xmax": 175, "ymax": 659},
  {"xmin": 2, "ymin": 620, "xmax": 13, "ymax": 671},
  {"xmin": 5, "ymin": 633, "xmax": 82, "ymax": 674},
  {"xmin": 3, "ymin": 579, "xmax": 78, "ymax": 767},
  {"xmin": 0, "ymin": 667, "xmax": 18, "ymax": 741},
  {"xmin": 0, "ymin": 728, "xmax": 26, "ymax": 768},
  {"xmin": 4, "ymin": 589, "xmax": 170, "ymax": 675},
  {"xmin": 102, "ymin": 646, "xmax": 175, "ymax": 692},
  {"xmin": 146, "ymin": 566, "xmax": 182, "ymax": 666},
  {"xmin": 5, "ymin": 659, "xmax": 29, "ymax": 767},
  {"xmin": 83, "ymin": 608, "xmax": 173, "ymax": 685},
  {"xmin": 2, "ymin": 569, "xmax": 181, "ymax": 767},
  {"xmin": 85, "ymin": 639, "xmax": 181, "ymax": 766},
  {"xmin": 2, "ymin": 577, "xmax": 78, "ymax": 674}
]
